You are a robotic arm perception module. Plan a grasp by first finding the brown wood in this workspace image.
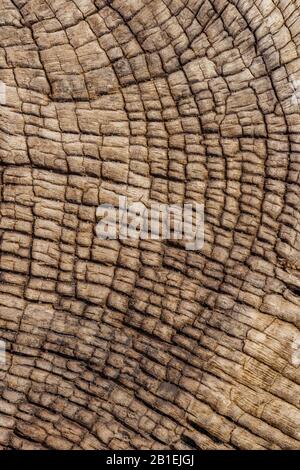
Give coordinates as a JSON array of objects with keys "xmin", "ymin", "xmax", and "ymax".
[{"xmin": 0, "ymin": 0, "xmax": 300, "ymax": 450}]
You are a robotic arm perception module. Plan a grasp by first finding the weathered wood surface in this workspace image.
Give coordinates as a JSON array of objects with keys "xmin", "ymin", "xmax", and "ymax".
[{"xmin": 0, "ymin": 0, "xmax": 300, "ymax": 450}]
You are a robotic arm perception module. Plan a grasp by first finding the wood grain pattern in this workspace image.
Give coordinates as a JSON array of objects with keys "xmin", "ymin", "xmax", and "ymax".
[{"xmin": 0, "ymin": 0, "xmax": 300, "ymax": 450}]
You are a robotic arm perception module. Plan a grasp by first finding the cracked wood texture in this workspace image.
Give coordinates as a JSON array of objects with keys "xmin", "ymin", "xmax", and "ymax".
[{"xmin": 0, "ymin": 0, "xmax": 300, "ymax": 451}]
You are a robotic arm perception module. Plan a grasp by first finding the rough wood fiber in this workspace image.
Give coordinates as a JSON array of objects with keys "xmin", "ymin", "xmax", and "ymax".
[{"xmin": 0, "ymin": 0, "xmax": 300, "ymax": 451}]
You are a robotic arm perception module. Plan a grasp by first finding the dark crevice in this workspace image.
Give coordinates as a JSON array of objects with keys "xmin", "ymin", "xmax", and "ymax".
[{"xmin": 287, "ymin": 284, "xmax": 300, "ymax": 297}]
